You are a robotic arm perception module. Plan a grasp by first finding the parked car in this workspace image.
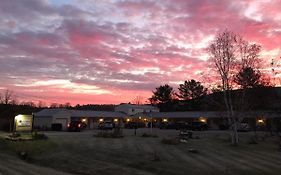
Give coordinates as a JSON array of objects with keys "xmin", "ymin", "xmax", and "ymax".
[
  {"xmin": 237, "ymin": 123, "xmax": 251, "ymax": 132},
  {"xmin": 175, "ymin": 121, "xmax": 191, "ymax": 130},
  {"xmin": 98, "ymin": 121, "xmax": 113, "ymax": 130},
  {"xmin": 67, "ymin": 121, "xmax": 83, "ymax": 132},
  {"xmin": 159, "ymin": 122, "xmax": 177, "ymax": 129},
  {"xmin": 124, "ymin": 122, "xmax": 145, "ymax": 129},
  {"xmin": 219, "ymin": 123, "xmax": 229, "ymax": 130},
  {"xmin": 191, "ymin": 121, "xmax": 208, "ymax": 131}
]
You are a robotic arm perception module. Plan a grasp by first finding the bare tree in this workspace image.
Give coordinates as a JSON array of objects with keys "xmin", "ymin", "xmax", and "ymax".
[
  {"xmin": 50, "ymin": 103, "xmax": 59, "ymax": 108},
  {"xmin": 208, "ymin": 30, "xmax": 262, "ymax": 145},
  {"xmin": 131, "ymin": 96, "xmax": 144, "ymax": 105},
  {"xmin": 37, "ymin": 101, "xmax": 47, "ymax": 108},
  {"xmin": 1, "ymin": 89, "xmax": 14, "ymax": 105}
]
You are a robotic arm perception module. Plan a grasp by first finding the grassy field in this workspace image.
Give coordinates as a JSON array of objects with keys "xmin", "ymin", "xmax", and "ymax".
[{"xmin": 0, "ymin": 129, "xmax": 280, "ymax": 175}]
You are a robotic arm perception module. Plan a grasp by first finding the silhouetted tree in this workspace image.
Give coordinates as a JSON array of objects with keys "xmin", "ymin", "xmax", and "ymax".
[
  {"xmin": 0, "ymin": 89, "xmax": 14, "ymax": 105},
  {"xmin": 178, "ymin": 79, "xmax": 207, "ymax": 100},
  {"xmin": 50, "ymin": 103, "xmax": 59, "ymax": 108},
  {"xmin": 209, "ymin": 29, "xmax": 262, "ymax": 145},
  {"xmin": 149, "ymin": 84, "xmax": 174, "ymax": 104},
  {"xmin": 234, "ymin": 66, "xmax": 263, "ymax": 89},
  {"xmin": 131, "ymin": 95, "xmax": 144, "ymax": 105}
]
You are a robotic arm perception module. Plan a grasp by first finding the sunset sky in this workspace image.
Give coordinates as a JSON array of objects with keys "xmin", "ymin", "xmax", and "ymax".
[{"xmin": 0, "ymin": 0, "xmax": 281, "ymax": 105}]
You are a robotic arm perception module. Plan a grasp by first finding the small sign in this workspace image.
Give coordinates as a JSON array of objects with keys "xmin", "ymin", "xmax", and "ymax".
[{"xmin": 14, "ymin": 115, "xmax": 33, "ymax": 132}]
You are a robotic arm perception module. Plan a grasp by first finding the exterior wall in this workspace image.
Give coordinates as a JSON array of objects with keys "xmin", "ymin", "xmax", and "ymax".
[
  {"xmin": 52, "ymin": 112, "xmax": 71, "ymax": 130},
  {"xmin": 34, "ymin": 117, "xmax": 52, "ymax": 130}
]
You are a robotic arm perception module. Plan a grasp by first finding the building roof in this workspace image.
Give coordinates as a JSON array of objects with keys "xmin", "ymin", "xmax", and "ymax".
[
  {"xmin": 34, "ymin": 108, "xmax": 69, "ymax": 117},
  {"xmin": 116, "ymin": 104, "xmax": 159, "ymax": 110},
  {"xmin": 134, "ymin": 111, "xmax": 221, "ymax": 118}
]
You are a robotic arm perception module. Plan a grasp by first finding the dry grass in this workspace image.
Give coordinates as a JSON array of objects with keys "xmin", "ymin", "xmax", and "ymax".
[{"xmin": 0, "ymin": 130, "xmax": 281, "ymax": 175}]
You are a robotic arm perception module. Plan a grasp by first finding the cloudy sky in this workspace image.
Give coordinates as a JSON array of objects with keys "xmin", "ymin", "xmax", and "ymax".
[{"xmin": 0, "ymin": 0, "xmax": 281, "ymax": 105}]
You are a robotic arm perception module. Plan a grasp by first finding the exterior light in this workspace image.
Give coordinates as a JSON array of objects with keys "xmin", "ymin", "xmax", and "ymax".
[
  {"xmin": 144, "ymin": 118, "xmax": 147, "ymax": 121},
  {"xmin": 114, "ymin": 118, "xmax": 118, "ymax": 122},
  {"xmin": 82, "ymin": 118, "xmax": 87, "ymax": 122},
  {"xmin": 99, "ymin": 118, "xmax": 104, "ymax": 122},
  {"xmin": 139, "ymin": 117, "xmax": 142, "ymax": 119},
  {"xmin": 199, "ymin": 117, "xmax": 207, "ymax": 123},
  {"xmin": 163, "ymin": 118, "xmax": 168, "ymax": 122},
  {"xmin": 126, "ymin": 118, "xmax": 130, "ymax": 122},
  {"xmin": 257, "ymin": 119, "xmax": 265, "ymax": 124}
]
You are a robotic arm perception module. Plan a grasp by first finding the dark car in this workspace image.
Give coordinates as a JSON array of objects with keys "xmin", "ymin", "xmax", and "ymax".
[
  {"xmin": 237, "ymin": 123, "xmax": 251, "ymax": 132},
  {"xmin": 159, "ymin": 122, "xmax": 177, "ymax": 129},
  {"xmin": 67, "ymin": 121, "xmax": 83, "ymax": 132},
  {"xmin": 98, "ymin": 121, "xmax": 114, "ymax": 130},
  {"xmin": 175, "ymin": 121, "xmax": 191, "ymax": 130},
  {"xmin": 124, "ymin": 122, "xmax": 145, "ymax": 129},
  {"xmin": 191, "ymin": 121, "xmax": 208, "ymax": 131}
]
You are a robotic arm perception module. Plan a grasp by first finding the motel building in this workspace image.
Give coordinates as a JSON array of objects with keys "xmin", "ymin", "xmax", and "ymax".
[{"xmin": 34, "ymin": 104, "xmax": 281, "ymax": 131}]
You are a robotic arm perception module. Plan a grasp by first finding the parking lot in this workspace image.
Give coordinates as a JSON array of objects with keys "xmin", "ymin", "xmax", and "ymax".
[{"xmin": 1, "ymin": 129, "xmax": 281, "ymax": 175}]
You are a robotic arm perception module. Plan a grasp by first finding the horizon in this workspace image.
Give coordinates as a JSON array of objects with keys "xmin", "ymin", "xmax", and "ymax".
[{"xmin": 1, "ymin": 0, "xmax": 281, "ymax": 105}]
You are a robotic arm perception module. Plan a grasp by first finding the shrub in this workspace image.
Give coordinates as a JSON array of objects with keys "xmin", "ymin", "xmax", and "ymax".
[
  {"xmin": 188, "ymin": 148, "xmax": 199, "ymax": 153},
  {"xmin": 32, "ymin": 132, "xmax": 48, "ymax": 140},
  {"xmin": 161, "ymin": 138, "xmax": 180, "ymax": 145},
  {"xmin": 94, "ymin": 131, "xmax": 123, "ymax": 138},
  {"xmin": 248, "ymin": 137, "xmax": 258, "ymax": 144},
  {"xmin": 9, "ymin": 132, "xmax": 21, "ymax": 138},
  {"xmin": 18, "ymin": 151, "xmax": 28, "ymax": 160},
  {"xmin": 141, "ymin": 133, "xmax": 158, "ymax": 138}
]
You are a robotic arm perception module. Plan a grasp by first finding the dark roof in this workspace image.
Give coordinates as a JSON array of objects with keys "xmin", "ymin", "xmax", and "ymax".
[{"xmin": 34, "ymin": 108, "xmax": 68, "ymax": 117}]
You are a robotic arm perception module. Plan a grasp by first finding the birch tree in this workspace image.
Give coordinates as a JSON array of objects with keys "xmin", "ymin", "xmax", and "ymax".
[{"xmin": 208, "ymin": 30, "xmax": 262, "ymax": 145}]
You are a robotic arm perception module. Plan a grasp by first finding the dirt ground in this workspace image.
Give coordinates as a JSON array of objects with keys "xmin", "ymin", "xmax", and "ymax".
[{"xmin": 0, "ymin": 129, "xmax": 281, "ymax": 175}]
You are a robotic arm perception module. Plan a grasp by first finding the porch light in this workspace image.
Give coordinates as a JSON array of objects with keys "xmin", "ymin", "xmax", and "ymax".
[
  {"xmin": 126, "ymin": 118, "xmax": 130, "ymax": 122},
  {"xmin": 99, "ymin": 118, "xmax": 104, "ymax": 122},
  {"xmin": 114, "ymin": 118, "xmax": 118, "ymax": 122},
  {"xmin": 82, "ymin": 118, "xmax": 87, "ymax": 122},
  {"xmin": 163, "ymin": 118, "xmax": 168, "ymax": 122},
  {"xmin": 257, "ymin": 119, "xmax": 265, "ymax": 124},
  {"xmin": 199, "ymin": 117, "xmax": 207, "ymax": 123}
]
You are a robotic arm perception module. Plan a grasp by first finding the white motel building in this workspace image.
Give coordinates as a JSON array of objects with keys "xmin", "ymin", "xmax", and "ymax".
[{"xmin": 34, "ymin": 103, "xmax": 281, "ymax": 131}]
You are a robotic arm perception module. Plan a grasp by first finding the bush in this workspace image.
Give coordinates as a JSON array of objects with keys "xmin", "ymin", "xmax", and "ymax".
[
  {"xmin": 141, "ymin": 133, "xmax": 158, "ymax": 138},
  {"xmin": 248, "ymin": 137, "xmax": 258, "ymax": 144},
  {"xmin": 18, "ymin": 151, "xmax": 28, "ymax": 160},
  {"xmin": 161, "ymin": 138, "xmax": 180, "ymax": 145},
  {"xmin": 32, "ymin": 132, "xmax": 48, "ymax": 140},
  {"xmin": 94, "ymin": 131, "xmax": 123, "ymax": 138},
  {"xmin": 9, "ymin": 132, "xmax": 21, "ymax": 138}
]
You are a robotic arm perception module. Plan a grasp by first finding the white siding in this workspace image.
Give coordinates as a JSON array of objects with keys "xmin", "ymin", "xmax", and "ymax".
[{"xmin": 34, "ymin": 117, "xmax": 52, "ymax": 130}]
